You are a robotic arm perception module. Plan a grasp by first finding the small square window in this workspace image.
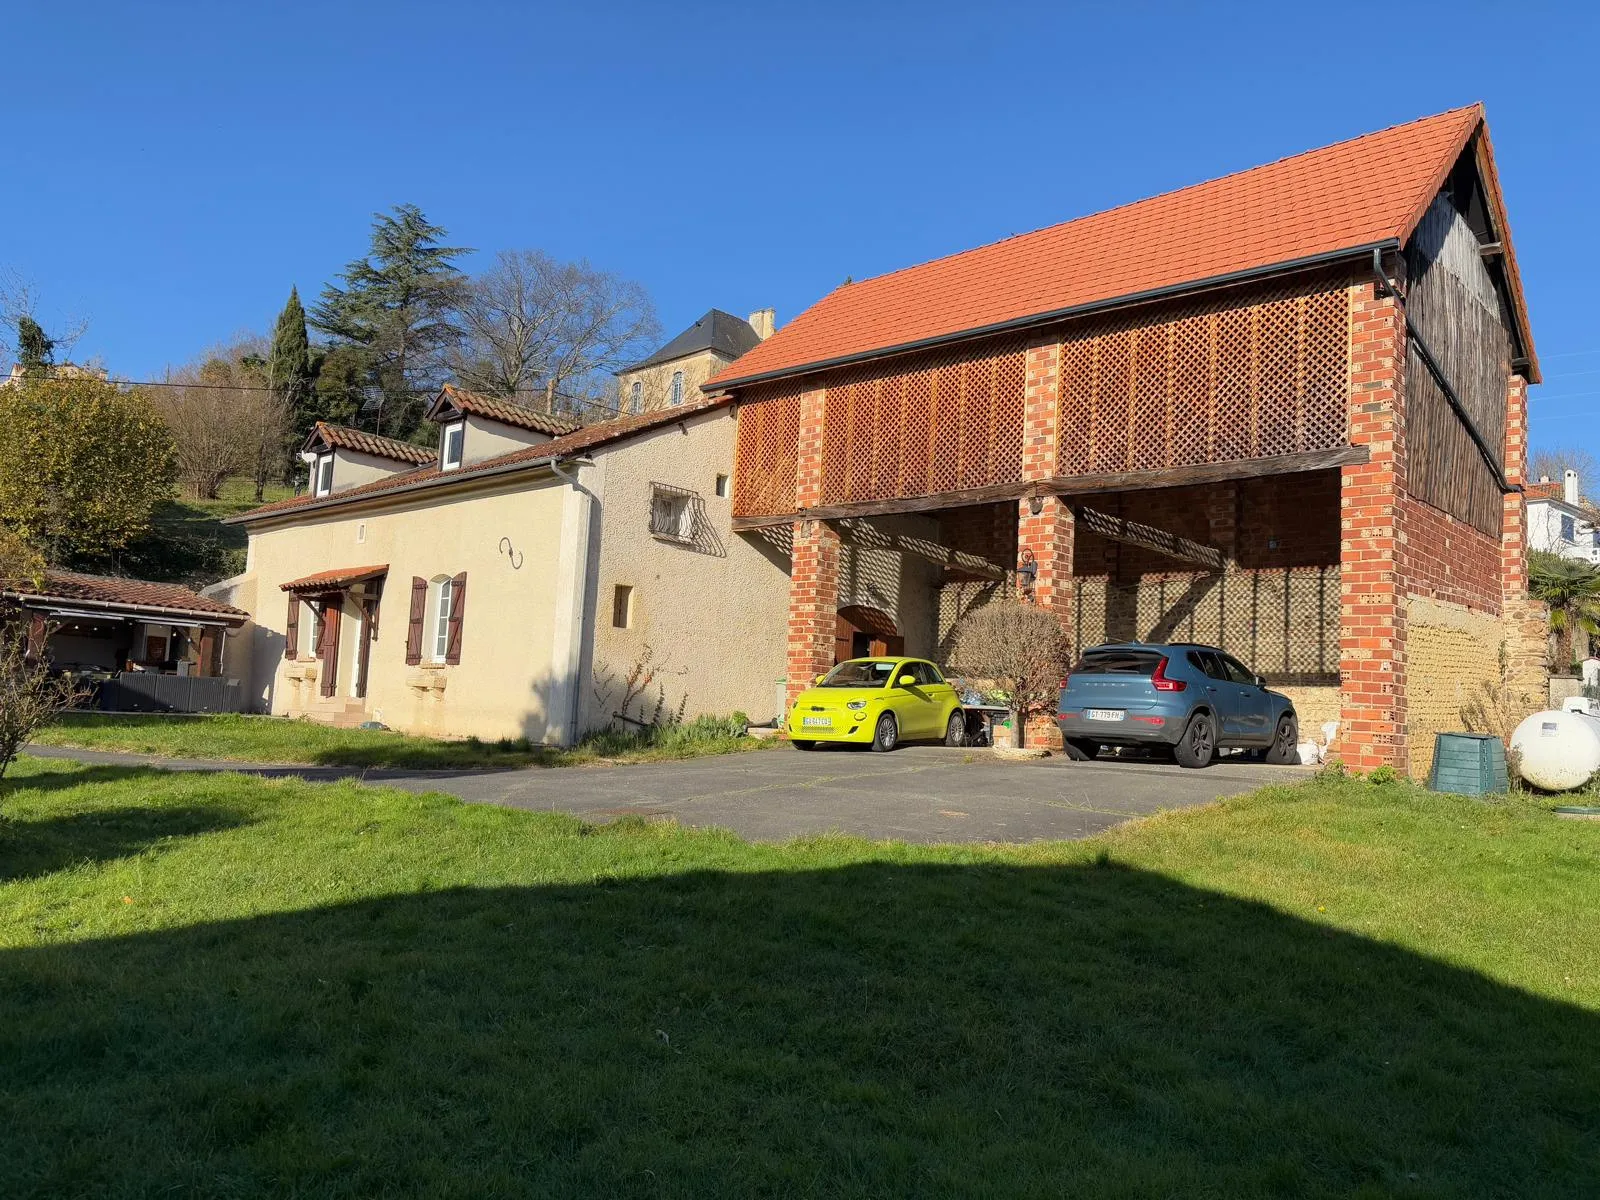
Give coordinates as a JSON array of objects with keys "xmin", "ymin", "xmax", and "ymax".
[
  {"xmin": 649, "ymin": 487, "xmax": 694, "ymax": 542},
  {"xmin": 612, "ymin": 584, "xmax": 633, "ymax": 629},
  {"xmin": 714, "ymin": 473, "xmax": 730, "ymax": 498}
]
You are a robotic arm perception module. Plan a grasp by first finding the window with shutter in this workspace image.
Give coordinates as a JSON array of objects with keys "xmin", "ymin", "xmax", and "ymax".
[
  {"xmin": 319, "ymin": 601, "xmax": 342, "ymax": 697},
  {"xmin": 284, "ymin": 597, "xmax": 299, "ymax": 659},
  {"xmin": 445, "ymin": 572, "xmax": 467, "ymax": 664},
  {"xmin": 405, "ymin": 577, "xmax": 427, "ymax": 665}
]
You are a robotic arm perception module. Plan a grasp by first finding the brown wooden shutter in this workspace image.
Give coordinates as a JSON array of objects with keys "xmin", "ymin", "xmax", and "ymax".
[
  {"xmin": 445, "ymin": 572, "xmax": 467, "ymax": 665},
  {"xmin": 319, "ymin": 600, "xmax": 341, "ymax": 697},
  {"xmin": 405, "ymin": 577, "xmax": 426, "ymax": 665},
  {"xmin": 284, "ymin": 597, "xmax": 300, "ymax": 659}
]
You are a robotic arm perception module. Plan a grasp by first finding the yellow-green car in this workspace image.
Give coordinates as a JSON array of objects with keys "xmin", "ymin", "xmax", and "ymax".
[{"xmin": 788, "ymin": 657, "xmax": 966, "ymax": 752}]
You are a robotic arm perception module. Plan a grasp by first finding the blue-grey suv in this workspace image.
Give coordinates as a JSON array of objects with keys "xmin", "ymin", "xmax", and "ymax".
[{"xmin": 1057, "ymin": 643, "xmax": 1299, "ymax": 768}]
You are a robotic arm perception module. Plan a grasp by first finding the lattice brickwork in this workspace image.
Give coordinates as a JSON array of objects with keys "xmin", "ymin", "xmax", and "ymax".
[
  {"xmin": 731, "ymin": 382, "xmax": 806, "ymax": 518},
  {"xmin": 1059, "ymin": 282, "xmax": 1350, "ymax": 476},
  {"xmin": 818, "ymin": 337, "xmax": 1028, "ymax": 506}
]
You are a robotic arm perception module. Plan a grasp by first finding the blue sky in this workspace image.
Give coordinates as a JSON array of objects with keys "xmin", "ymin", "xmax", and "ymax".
[{"xmin": 5, "ymin": 2, "xmax": 1597, "ymax": 464}]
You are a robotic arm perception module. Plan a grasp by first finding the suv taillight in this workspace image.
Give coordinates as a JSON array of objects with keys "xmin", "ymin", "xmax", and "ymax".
[{"xmin": 1150, "ymin": 656, "xmax": 1186, "ymax": 692}]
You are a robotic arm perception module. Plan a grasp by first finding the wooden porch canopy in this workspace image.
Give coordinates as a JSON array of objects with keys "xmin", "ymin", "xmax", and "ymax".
[{"xmin": 279, "ymin": 564, "xmax": 389, "ymax": 594}]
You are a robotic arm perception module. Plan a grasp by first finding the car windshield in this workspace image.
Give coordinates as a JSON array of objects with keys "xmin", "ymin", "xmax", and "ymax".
[{"xmin": 819, "ymin": 660, "xmax": 898, "ymax": 688}]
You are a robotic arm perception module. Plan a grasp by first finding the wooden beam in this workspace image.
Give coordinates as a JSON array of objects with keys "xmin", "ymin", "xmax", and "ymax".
[
  {"xmin": 828, "ymin": 518, "xmax": 1008, "ymax": 580},
  {"xmin": 1478, "ymin": 241, "xmax": 1504, "ymax": 258},
  {"xmin": 729, "ymin": 446, "xmax": 1371, "ymax": 531},
  {"xmin": 731, "ymin": 479, "xmax": 1037, "ymax": 530},
  {"xmin": 1041, "ymin": 446, "xmax": 1369, "ymax": 497},
  {"xmin": 1073, "ymin": 506, "xmax": 1223, "ymax": 570}
]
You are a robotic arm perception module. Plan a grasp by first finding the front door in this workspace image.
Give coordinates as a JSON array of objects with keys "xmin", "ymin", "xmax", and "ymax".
[{"xmin": 835, "ymin": 607, "xmax": 904, "ymax": 665}]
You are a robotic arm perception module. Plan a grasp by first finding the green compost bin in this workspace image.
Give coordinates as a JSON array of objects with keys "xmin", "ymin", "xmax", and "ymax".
[{"xmin": 1427, "ymin": 732, "xmax": 1508, "ymax": 796}]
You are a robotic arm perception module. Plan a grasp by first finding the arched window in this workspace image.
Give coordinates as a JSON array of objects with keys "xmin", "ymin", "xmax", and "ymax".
[{"xmin": 668, "ymin": 370, "xmax": 684, "ymax": 407}]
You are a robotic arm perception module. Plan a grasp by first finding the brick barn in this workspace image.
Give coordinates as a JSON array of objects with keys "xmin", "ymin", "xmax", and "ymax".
[{"xmin": 709, "ymin": 105, "xmax": 1544, "ymax": 776}]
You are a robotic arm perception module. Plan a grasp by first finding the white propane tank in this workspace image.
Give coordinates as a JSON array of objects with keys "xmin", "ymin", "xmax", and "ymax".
[{"xmin": 1510, "ymin": 709, "xmax": 1600, "ymax": 791}]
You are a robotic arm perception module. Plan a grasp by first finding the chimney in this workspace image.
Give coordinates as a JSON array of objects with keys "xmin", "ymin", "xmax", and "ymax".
[
  {"xmin": 1565, "ymin": 468, "xmax": 1581, "ymax": 506},
  {"xmin": 747, "ymin": 308, "xmax": 776, "ymax": 341}
]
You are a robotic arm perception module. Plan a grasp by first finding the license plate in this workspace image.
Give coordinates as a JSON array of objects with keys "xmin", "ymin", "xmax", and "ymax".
[
  {"xmin": 1085, "ymin": 709, "xmax": 1125, "ymax": 722},
  {"xmin": 802, "ymin": 716, "xmax": 833, "ymax": 727}
]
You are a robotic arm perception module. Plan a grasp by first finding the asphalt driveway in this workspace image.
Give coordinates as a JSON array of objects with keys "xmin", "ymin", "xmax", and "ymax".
[{"xmin": 27, "ymin": 742, "xmax": 1312, "ymax": 844}]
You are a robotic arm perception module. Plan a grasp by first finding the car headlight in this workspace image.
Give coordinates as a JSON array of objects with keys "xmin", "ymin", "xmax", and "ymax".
[{"xmin": 846, "ymin": 700, "xmax": 868, "ymax": 711}]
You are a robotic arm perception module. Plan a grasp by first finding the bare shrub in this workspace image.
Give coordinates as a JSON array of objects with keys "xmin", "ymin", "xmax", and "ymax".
[
  {"xmin": 949, "ymin": 600, "xmax": 1071, "ymax": 721},
  {"xmin": 0, "ymin": 623, "xmax": 82, "ymax": 783}
]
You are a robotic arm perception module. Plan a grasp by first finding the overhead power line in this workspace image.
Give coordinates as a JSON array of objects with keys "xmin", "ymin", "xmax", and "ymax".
[{"xmin": 18, "ymin": 367, "xmax": 624, "ymax": 416}]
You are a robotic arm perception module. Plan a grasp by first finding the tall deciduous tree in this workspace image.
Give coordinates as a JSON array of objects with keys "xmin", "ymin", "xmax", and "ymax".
[
  {"xmin": 151, "ymin": 337, "xmax": 290, "ymax": 501},
  {"xmin": 0, "ymin": 376, "xmax": 176, "ymax": 565},
  {"xmin": 447, "ymin": 250, "xmax": 659, "ymax": 416},
  {"xmin": 310, "ymin": 205, "xmax": 469, "ymax": 440},
  {"xmin": 269, "ymin": 288, "xmax": 317, "ymax": 437}
]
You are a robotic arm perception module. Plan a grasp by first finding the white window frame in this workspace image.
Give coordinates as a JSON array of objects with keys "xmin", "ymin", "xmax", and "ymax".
[
  {"xmin": 1561, "ymin": 513, "xmax": 1577, "ymax": 543},
  {"xmin": 668, "ymin": 370, "xmax": 684, "ymax": 407},
  {"xmin": 430, "ymin": 576, "xmax": 454, "ymax": 663},
  {"xmin": 314, "ymin": 453, "xmax": 334, "ymax": 497},
  {"xmin": 629, "ymin": 380, "xmax": 643, "ymax": 414},
  {"xmin": 649, "ymin": 488, "xmax": 693, "ymax": 543},
  {"xmin": 441, "ymin": 421, "xmax": 465, "ymax": 471}
]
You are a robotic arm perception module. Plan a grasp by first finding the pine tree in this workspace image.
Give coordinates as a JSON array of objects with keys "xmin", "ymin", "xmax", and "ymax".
[
  {"xmin": 268, "ymin": 288, "xmax": 318, "ymax": 441},
  {"xmin": 310, "ymin": 205, "xmax": 469, "ymax": 440}
]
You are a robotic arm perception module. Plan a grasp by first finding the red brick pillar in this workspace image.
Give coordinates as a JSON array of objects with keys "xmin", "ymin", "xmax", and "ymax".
[
  {"xmin": 786, "ymin": 385, "xmax": 837, "ymax": 706},
  {"xmin": 1018, "ymin": 337, "xmax": 1071, "ymax": 749},
  {"xmin": 1500, "ymin": 373, "xmax": 1547, "ymax": 704},
  {"xmin": 1338, "ymin": 278, "xmax": 1408, "ymax": 772}
]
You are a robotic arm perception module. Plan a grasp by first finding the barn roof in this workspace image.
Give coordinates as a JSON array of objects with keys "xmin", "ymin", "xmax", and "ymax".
[{"xmin": 709, "ymin": 105, "xmax": 1536, "ymax": 389}]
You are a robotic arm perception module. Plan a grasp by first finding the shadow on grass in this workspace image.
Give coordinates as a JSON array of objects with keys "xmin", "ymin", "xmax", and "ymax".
[
  {"xmin": 0, "ymin": 802, "xmax": 252, "ymax": 882},
  {"xmin": 2, "ymin": 857, "xmax": 1596, "ymax": 1197}
]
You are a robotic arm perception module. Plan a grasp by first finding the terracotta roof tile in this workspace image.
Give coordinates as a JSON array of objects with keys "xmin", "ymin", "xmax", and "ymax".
[
  {"xmin": 710, "ymin": 106, "xmax": 1509, "ymax": 388},
  {"xmin": 311, "ymin": 423, "xmax": 435, "ymax": 465},
  {"xmin": 435, "ymin": 385, "xmax": 581, "ymax": 436},
  {"xmin": 230, "ymin": 397, "xmax": 730, "ymax": 524},
  {"xmin": 1524, "ymin": 481, "xmax": 1562, "ymax": 501},
  {"xmin": 3, "ymin": 570, "xmax": 248, "ymax": 619},
  {"xmin": 280, "ymin": 564, "xmax": 389, "ymax": 593}
]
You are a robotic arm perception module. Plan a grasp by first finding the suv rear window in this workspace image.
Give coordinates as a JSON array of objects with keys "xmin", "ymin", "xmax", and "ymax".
[{"xmin": 1071, "ymin": 650, "xmax": 1164, "ymax": 675}]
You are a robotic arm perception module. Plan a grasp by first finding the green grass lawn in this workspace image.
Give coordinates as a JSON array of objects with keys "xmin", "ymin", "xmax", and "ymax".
[
  {"xmin": 1, "ymin": 758, "xmax": 1596, "ymax": 1197},
  {"xmin": 33, "ymin": 711, "xmax": 768, "ymax": 769}
]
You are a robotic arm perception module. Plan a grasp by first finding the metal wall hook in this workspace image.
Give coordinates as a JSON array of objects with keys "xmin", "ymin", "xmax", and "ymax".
[{"xmin": 498, "ymin": 536, "xmax": 523, "ymax": 570}]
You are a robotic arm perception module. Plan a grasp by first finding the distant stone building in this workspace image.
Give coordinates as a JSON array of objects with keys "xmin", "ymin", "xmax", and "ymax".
[{"xmin": 614, "ymin": 308, "xmax": 775, "ymax": 415}]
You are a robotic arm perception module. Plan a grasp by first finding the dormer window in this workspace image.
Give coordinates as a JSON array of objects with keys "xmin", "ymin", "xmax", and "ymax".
[
  {"xmin": 313, "ymin": 453, "xmax": 334, "ymax": 497},
  {"xmin": 669, "ymin": 370, "xmax": 684, "ymax": 407},
  {"xmin": 629, "ymin": 380, "xmax": 643, "ymax": 415},
  {"xmin": 441, "ymin": 421, "xmax": 465, "ymax": 471}
]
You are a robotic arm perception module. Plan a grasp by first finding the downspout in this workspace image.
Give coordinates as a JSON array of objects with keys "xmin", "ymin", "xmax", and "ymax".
[
  {"xmin": 548, "ymin": 457, "xmax": 599, "ymax": 746},
  {"xmin": 1370, "ymin": 247, "xmax": 1518, "ymax": 496}
]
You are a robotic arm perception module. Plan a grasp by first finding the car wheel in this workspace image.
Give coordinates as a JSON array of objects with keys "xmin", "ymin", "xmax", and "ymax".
[
  {"xmin": 1063, "ymin": 738, "xmax": 1100, "ymax": 761},
  {"xmin": 792, "ymin": 739, "xmax": 817, "ymax": 752},
  {"xmin": 1173, "ymin": 711, "xmax": 1216, "ymax": 769},
  {"xmin": 943, "ymin": 712, "xmax": 966, "ymax": 747},
  {"xmin": 1264, "ymin": 713, "xmax": 1300, "ymax": 765},
  {"xmin": 871, "ymin": 713, "xmax": 899, "ymax": 753}
]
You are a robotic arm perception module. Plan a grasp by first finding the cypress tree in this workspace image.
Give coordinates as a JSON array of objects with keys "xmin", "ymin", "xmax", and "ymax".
[{"xmin": 269, "ymin": 287, "xmax": 316, "ymax": 438}]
